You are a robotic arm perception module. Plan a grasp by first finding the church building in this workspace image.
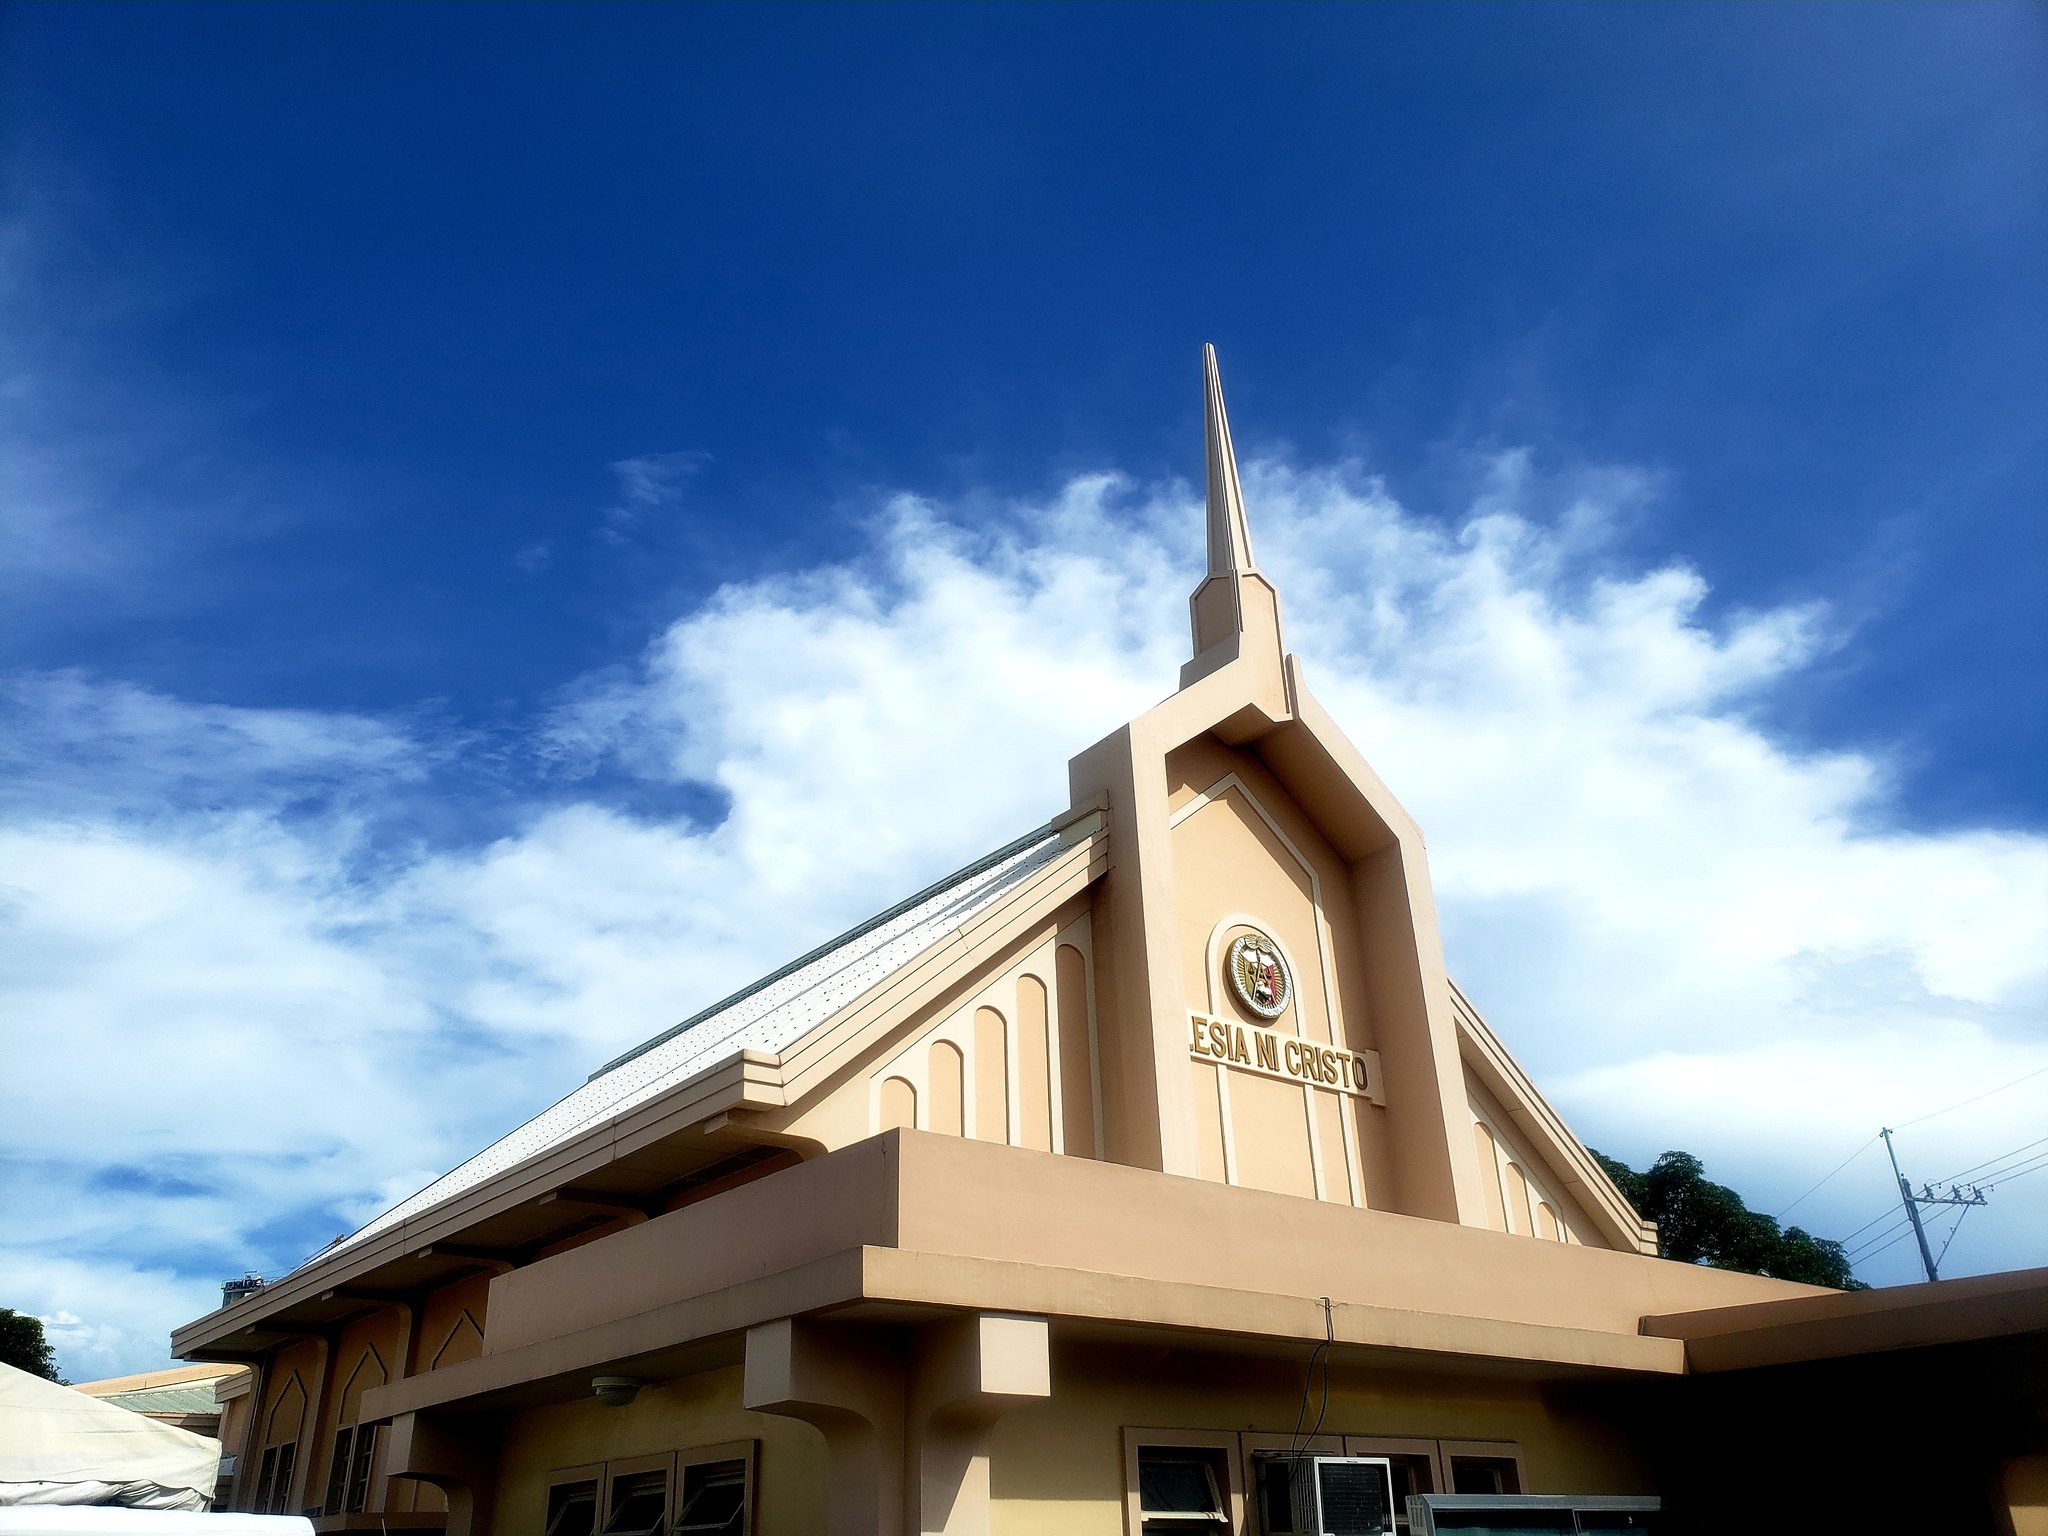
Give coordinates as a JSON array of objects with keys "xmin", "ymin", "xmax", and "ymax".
[{"xmin": 173, "ymin": 350, "xmax": 2048, "ymax": 1536}]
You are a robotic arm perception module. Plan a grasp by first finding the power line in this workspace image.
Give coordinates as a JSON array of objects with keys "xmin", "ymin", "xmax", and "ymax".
[
  {"xmin": 1983, "ymin": 1152, "xmax": 2048, "ymax": 1190},
  {"xmin": 1837, "ymin": 1202, "xmax": 1906, "ymax": 1247},
  {"xmin": 1882, "ymin": 1127, "xmax": 1986, "ymax": 1282},
  {"xmin": 1894, "ymin": 1062, "xmax": 2048, "ymax": 1130},
  {"xmin": 1776, "ymin": 1065, "xmax": 2044, "ymax": 1236},
  {"xmin": 1855, "ymin": 1226, "xmax": 1919, "ymax": 1267},
  {"xmin": 1845, "ymin": 1217, "xmax": 1912, "ymax": 1262},
  {"xmin": 1844, "ymin": 1212, "xmax": 1913, "ymax": 1258},
  {"xmin": 1776, "ymin": 1134, "xmax": 1880, "ymax": 1219},
  {"xmin": 1937, "ymin": 1135, "xmax": 2048, "ymax": 1187}
]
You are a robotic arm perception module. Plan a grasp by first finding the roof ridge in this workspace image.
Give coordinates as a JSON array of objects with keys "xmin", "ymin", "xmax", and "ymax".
[{"xmin": 585, "ymin": 820, "xmax": 1059, "ymax": 1081}]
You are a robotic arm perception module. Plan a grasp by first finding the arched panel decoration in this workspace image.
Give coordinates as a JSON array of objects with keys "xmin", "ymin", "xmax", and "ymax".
[
  {"xmin": 1017, "ymin": 974, "xmax": 1053, "ymax": 1152},
  {"xmin": 928, "ymin": 1039, "xmax": 965, "ymax": 1137},
  {"xmin": 264, "ymin": 1370, "xmax": 306, "ymax": 1443},
  {"xmin": 973, "ymin": 1007, "xmax": 1008, "ymax": 1143},
  {"xmin": 1473, "ymin": 1122, "xmax": 1509, "ymax": 1233},
  {"xmin": 337, "ymin": 1344, "xmax": 387, "ymax": 1423},
  {"xmin": 430, "ymin": 1310, "xmax": 484, "ymax": 1370},
  {"xmin": 1538, "ymin": 1201, "xmax": 1563, "ymax": 1241},
  {"xmin": 1055, "ymin": 943, "xmax": 1096, "ymax": 1158},
  {"xmin": 1504, "ymin": 1162, "xmax": 1536, "ymax": 1237},
  {"xmin": 880, "ymin": 1075, "xmax": 918, "ymax": 1132}
]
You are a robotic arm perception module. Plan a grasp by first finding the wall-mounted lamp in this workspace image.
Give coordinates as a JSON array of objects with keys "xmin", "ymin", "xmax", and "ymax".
[{"xmin": 591, "ymin": 1376, "xmax": 645, "ymax": 1408}]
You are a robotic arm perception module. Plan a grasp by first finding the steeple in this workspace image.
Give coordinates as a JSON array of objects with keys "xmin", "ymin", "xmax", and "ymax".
[
  {"xmin": 1182, "ymin": 344, "xmax": 1286, "ymax": 687},
  {"xmin": 1202, "ymin": 342, "xmax": 1257, "ymax": 580}
]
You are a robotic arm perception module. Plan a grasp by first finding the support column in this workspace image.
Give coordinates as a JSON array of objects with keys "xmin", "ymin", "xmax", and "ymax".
[
  {"xmin": 383, "ymin": 1411, "xmax": 498, "ymax": 1536},
  {"xmin": 743, "ymin": 1318, "xmax": 906, "ymax": 1536},
  {"xmin": 227, "ymin": 1358, "xmax": 266, "ymax": 1513},
  {"xmin": 281, "ymin": 1331, "xmax": 333, "ymax": 1515},
  {"xmin": 368, "ymin": 1298, "xmax": 419, "ymax": 1516},
  {"xmin": 907, "ymin": 1314, "xmax": 1051, "ymax": 1536}
]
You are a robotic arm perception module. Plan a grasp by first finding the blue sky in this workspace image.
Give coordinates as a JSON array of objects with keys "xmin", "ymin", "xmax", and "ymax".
[{"xmin": 3, "ymin": 3, "xmax": 2044, "ymax": 1377}]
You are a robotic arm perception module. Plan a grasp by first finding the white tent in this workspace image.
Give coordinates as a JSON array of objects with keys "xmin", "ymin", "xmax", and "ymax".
[{"xmin": 0, "ymin": 1365, "xmax": 221, "ymax": 1511}]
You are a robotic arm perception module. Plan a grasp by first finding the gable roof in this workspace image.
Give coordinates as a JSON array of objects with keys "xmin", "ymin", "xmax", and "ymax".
[{"xmin": 309, "ymin": 824, "xmax": 1067, "ymax": 1269}]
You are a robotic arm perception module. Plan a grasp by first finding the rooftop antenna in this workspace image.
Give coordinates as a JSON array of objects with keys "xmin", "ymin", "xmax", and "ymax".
[{"xmin": 1880, "ymin": 1126, "xmax": 1988, "ymax": 1282}]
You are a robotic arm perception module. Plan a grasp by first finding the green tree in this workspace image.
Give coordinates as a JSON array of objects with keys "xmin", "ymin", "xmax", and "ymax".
[
  {"xmin": 0, "ymin": 1308, "xmax": 62, "ymax": 1381},
  {"xmin": 1592, "ymin": 1150, "xmax": 1868, "ymax": 1291}
]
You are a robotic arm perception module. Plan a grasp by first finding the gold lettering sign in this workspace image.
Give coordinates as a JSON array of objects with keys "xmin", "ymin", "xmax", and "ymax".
[{"xmin": 1187, "ymin": 1012, "xmax": 1386, "ymax": 1104}]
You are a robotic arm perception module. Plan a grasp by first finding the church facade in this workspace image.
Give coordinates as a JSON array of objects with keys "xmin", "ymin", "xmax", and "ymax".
[{"xmin": 172, "ymin": 350, "xmax": 2048, "ymax": 1536}]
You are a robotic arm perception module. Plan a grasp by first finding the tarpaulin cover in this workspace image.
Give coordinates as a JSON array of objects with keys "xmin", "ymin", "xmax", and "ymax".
[{"xmin": 0, "ymin": 1365, "xmax": 220, "ymax": 1511}]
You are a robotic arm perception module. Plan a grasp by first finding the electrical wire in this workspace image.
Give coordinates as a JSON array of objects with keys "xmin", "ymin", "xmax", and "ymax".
[
  {"xmin": 1843, "ymin": 1212, "xmax": 1900, "ymax": 1253},
  {"xmin": 1984, "ymin": 1152, "xmax": 2048, "ymax": 1189},
  {"xmin": 1936, "ymin": 1136, "xmax": 2048, "ymax": 1188},
  {"xmin": 1845, "ymin": 1219, "xmax": 1912, "ymax": 1262},
  {"xmin": 1894, "ymin": 1063, "xmax": 2048, "ymax": 1130},
  {"xmin": 1776, "ymin": 1134, "xmax": 1880, "ymax": 1219},
  {"xmin": 1844, "ymin": 1211, "xmax": 1913, "ymax": 1255},
  {"xmin": 1287, "ymin": 1296, "xmax": 1335, "ymax": 1457},
  {"xmin": 1854, "ymin": 1226, "xmax": 1919, "ymax": 1266}
]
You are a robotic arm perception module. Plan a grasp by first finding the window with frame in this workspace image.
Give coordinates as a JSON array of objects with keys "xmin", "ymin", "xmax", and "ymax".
[
  {"xmin": 673, "ymin": 1457, "xmax": 748, "ymax": 1535},
  {"xmin": 544, "ymin": 1477, "xmax": 600, "ymax": 1536},
  {"xmin": 252, "ymin": 1442, "xmax": 296, "ymax": 1515},
  {"xmin": 1137, "ymin": 1446, "xmax": 1231, "ymax": 1535},
  {"xmin": 600, "ymin": 1470, "xmax": 670, "ymax": 1536},
  {"xmin": 324, "ymin": 1423, "xmax": 379, "ymax": 1515},
  {"xmin": 1447, "ymin": 1456, "xmax": 1521, "ymax": 1497}
]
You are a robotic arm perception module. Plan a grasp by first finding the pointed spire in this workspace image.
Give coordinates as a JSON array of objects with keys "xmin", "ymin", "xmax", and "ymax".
[
  {"xmin": 1203, "ymin": 342, "xmax": 1257, "ymax": 579},
  {"xmin": 1184, "ymin": 345, "xmax": 1285, "ymax": 681}
]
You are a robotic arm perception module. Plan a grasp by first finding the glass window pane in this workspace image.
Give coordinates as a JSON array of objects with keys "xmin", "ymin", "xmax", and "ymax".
[
  {"xmin": 1138, "ymin": 1452, "xmax": 1222, "ymax": 1514},
  {"xmin": 605, "ymin": 1493, "xmax": 667, "ymax": 1536},
  {"xmin": 1450, "ymin": 1458, "xmax": 1521, "ymax": 1497},
  {"xmin": 272, "ymin": 1444, "xmax": 297, "ymax": 1514},
  {"xmin": 674, "ymin": 1463, "xmax": 746, "ymax": 1534},
  {"xmin": 1255, "ymin": 1454, "xmax": 1300, "ymax": 1534},
  {"xmin": 547, "ymin": 1483, "xmax": 599, "ymax": 1536}
]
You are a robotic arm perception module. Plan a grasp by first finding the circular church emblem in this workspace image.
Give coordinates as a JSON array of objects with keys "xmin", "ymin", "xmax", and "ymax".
[{"xmin": 1226, "ymin": 930, "xmax": 1291, "ymax": 1019}]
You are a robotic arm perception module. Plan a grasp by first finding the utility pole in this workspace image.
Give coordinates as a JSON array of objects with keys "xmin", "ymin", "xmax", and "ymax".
[{"xmin": 1880, "ymin": 1127, "xmax": 1988, "ymax": 1282}]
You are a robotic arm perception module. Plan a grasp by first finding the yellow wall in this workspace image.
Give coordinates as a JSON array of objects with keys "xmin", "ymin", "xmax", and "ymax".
[
  {"xmin": 490, "ymin": 1367, "xmax": 826, "ymax": 1536},
  {"xmin": 989, "ymin": 1341, "xmax": 1653, "ymax": 1536},
  {"xmin": 470, "ymin": 1343, "xmax": 1654, "ymax": 1536}
]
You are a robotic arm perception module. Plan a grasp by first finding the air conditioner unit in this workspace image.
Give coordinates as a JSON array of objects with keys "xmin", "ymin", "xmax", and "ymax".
[{"xmin": 1281, "ymin": 1455, "xmax": 1395, "ymax": 1536}]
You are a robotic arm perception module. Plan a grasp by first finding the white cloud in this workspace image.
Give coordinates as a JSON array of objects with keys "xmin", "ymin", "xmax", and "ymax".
[
  {"xmin": 602, "ymin": 450, "xmax": 711, "ymax": 542},
  {"xmin": 4, "ymin": 450, "xmax": 2044, "ymax": 1376}
]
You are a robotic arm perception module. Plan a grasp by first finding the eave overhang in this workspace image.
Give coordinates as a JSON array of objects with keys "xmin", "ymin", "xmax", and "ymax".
[
  {"xmin": 360, "ymin": 1129, "xmax": 1827, "ymax": 1422},
  {"xmin": 174, "ymin": 822, "xmax": 1110, "ymax": 1363}
]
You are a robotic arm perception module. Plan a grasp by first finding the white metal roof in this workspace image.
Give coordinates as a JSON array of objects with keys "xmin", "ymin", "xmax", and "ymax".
[{"xmin": 306, "ymin": 825, "xmax": 1065, "ymax": 1268}]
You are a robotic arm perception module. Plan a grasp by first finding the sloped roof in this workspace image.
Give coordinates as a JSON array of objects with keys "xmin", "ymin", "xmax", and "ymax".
[
  {"xmin": 310, "ymin": 824, "xmax": 1067, "ymax": 1268},
  {"xmin": 86, "ymin": 1384, "xmax": 222, "ymax": 1417}
]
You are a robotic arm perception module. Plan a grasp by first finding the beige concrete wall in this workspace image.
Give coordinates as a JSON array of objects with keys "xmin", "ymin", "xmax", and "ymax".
[
  {"xmin": 756, "ymin": 910, "xmax": 1101, "ymax": 1173},
  {"xmin": 885, "ymin": 1128, "xmax": 1817, "ymax": 1343},
  {"xmin": 421, "ymin": 1274, "xmax": 494, "ymax": 1372},
  {"xmin": 490, "ymin": 1365, "xmax": 825, "ymax": 1536},
  {"xmin": 1164, "ymin": 740, "xmax": 1396, "ymax": 1215},
  {"xmin": 1466, "ymin": 1079, "xmax": 1599, "ymax": 1246},
  {"xmin": 303, "ymin": 1308, "xmax": 404, "ymax": 1509},
  {"xmin": 857, "ymin": 918, "xmax": 1097, "ymax": 1157},
  {"xmin": 474, "ymin": 1131, "xmax": 1817, "ymax": 1395}
]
